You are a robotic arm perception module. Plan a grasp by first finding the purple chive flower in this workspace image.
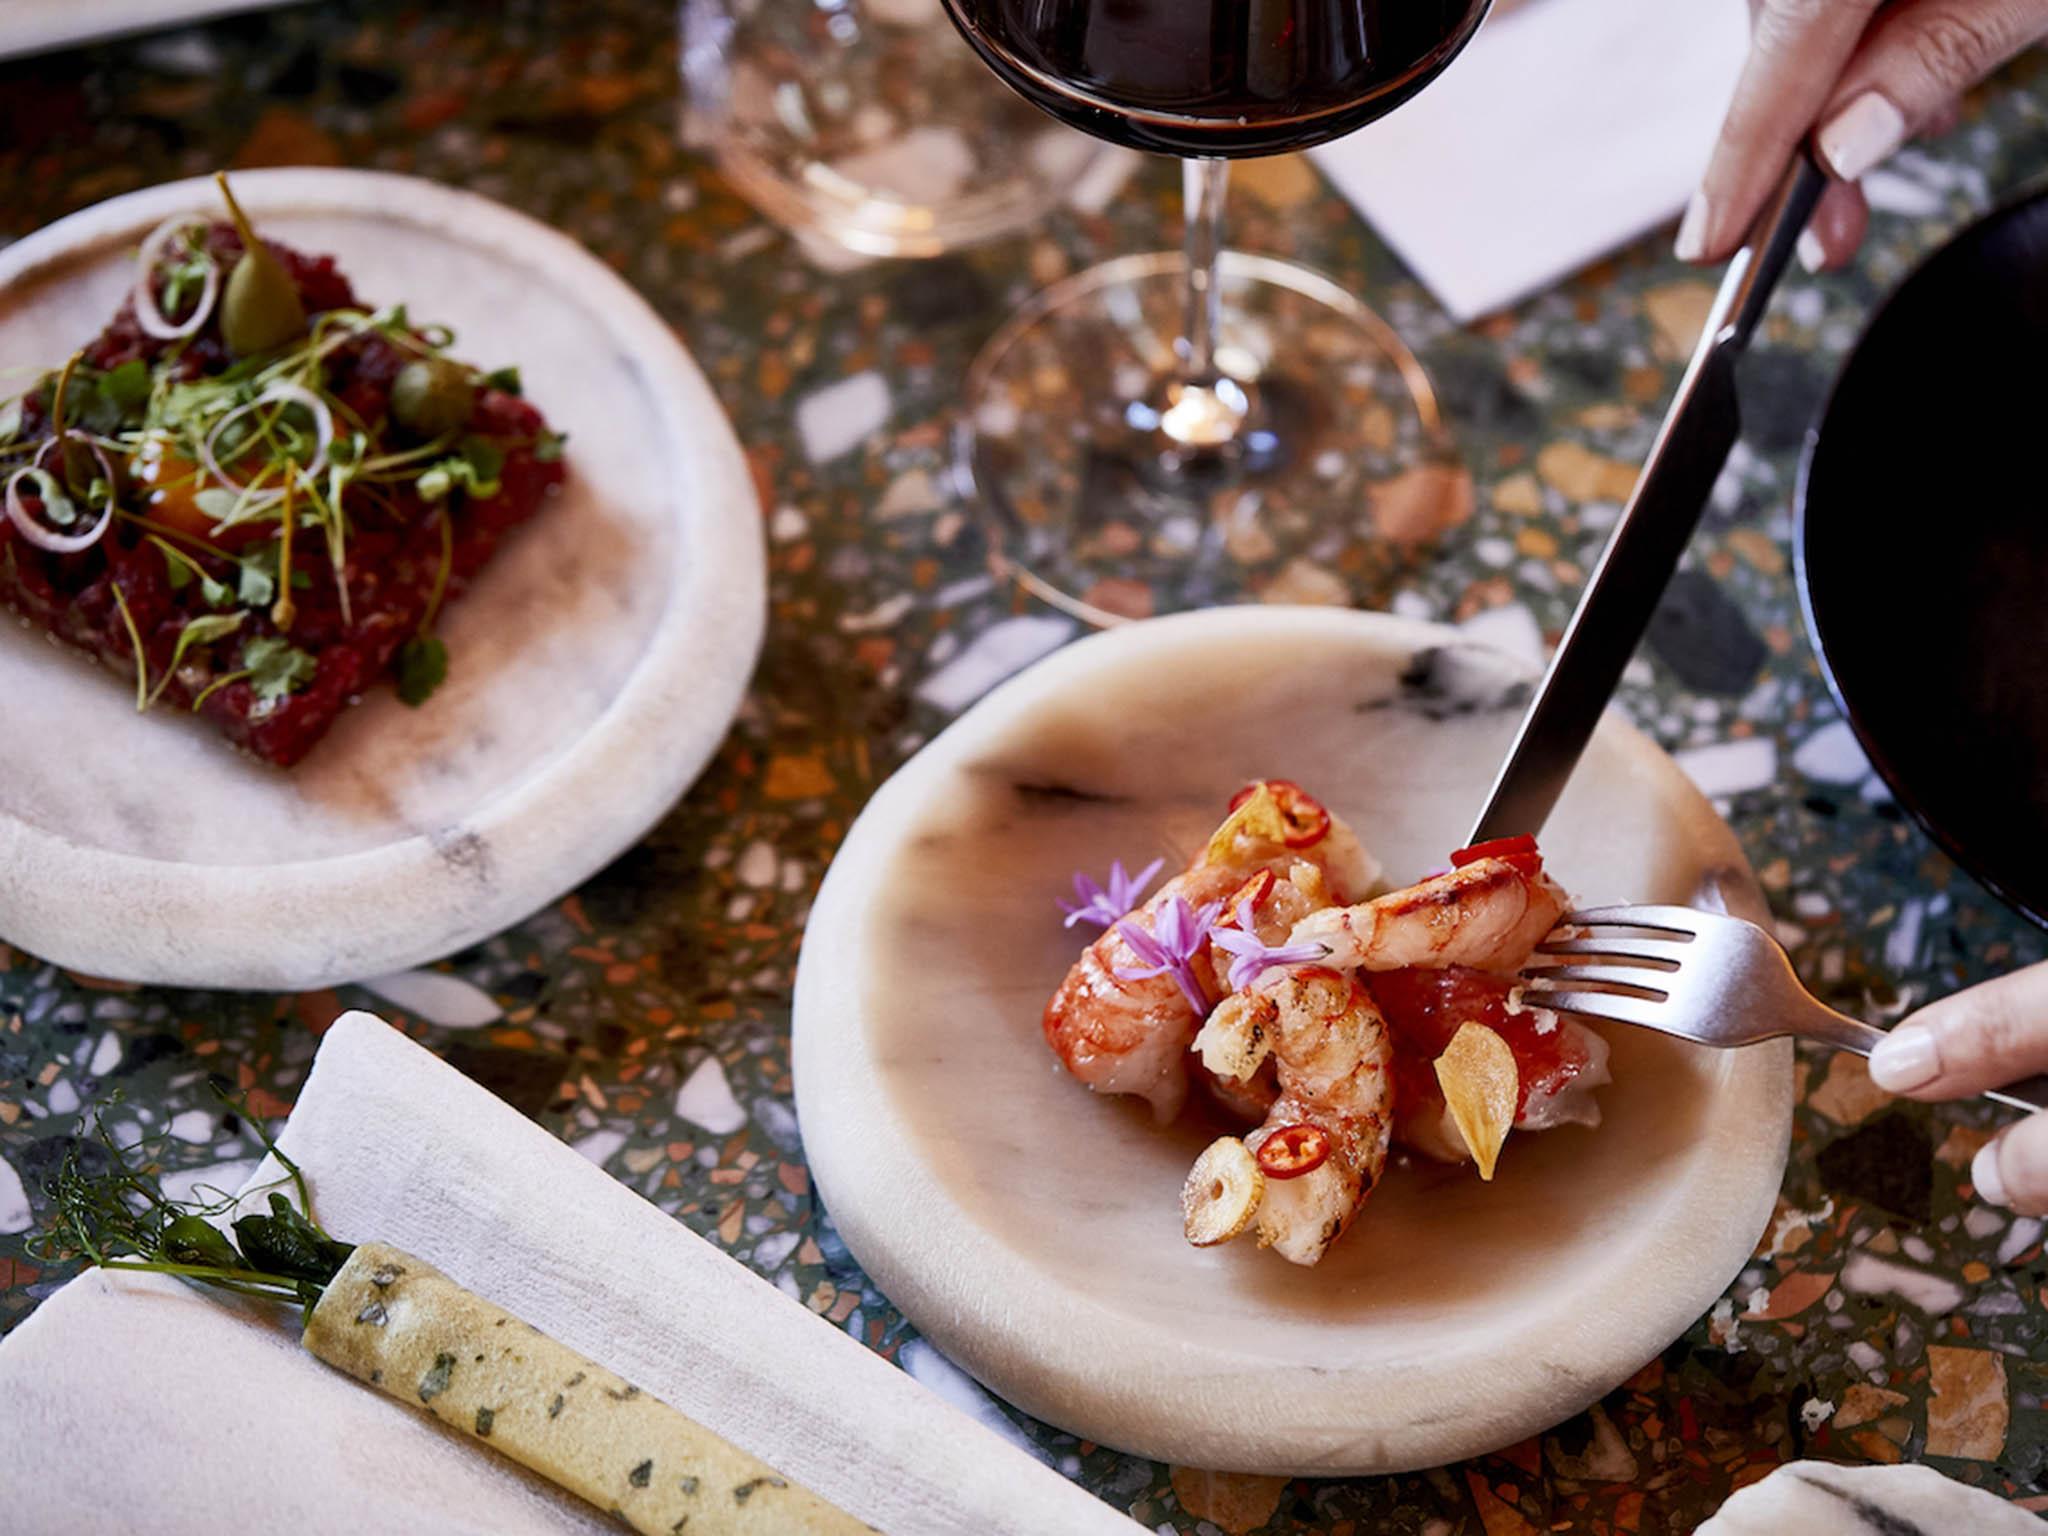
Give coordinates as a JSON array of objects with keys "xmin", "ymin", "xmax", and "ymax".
[
  {"xmin": 1207, "ymin": 897, "xmax": 1329, "ymax": 992},
  {"xmin": 1058, "ymin": 856, "xmax": 1165, "ymax": 930},
  {"xmin": 1114, "ymin": 895, "xmax": 1222, "ymax": 1014}
]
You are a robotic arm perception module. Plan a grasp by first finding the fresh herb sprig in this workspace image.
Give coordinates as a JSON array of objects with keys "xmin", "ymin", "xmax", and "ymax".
[{"xmin": 31, "ymin": 1090, "xmax": 354, "ymax": 1324}]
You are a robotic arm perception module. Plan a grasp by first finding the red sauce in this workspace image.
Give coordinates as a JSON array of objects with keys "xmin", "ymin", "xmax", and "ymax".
[{"xmin": 1367, "ymin": 965, "xmax": 1584, "ymax": 1118}]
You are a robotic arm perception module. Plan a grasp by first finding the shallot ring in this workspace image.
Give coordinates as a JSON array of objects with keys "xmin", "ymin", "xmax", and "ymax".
[
  {"xmin": 132, "ymin": 216, "xmax": 220, "ymax": 341},
  {"xmin": 4, "ymin": 435, "xmax": 116, "ymax": 554},
  {"xmin": 199, "ymin": 380, "xmax": 333, "ymax": 508}
]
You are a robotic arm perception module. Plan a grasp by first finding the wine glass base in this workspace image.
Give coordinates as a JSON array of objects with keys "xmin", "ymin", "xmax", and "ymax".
[{"xmin": 961, "ymin": 250, "xmax": 1461, "ymax": 627}]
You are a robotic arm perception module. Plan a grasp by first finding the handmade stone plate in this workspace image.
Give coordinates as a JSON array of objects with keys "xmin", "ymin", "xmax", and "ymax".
[
  {"xmin": 794, "ymin": 607, "xmax": 1792, "ymax": 1475},
  {"xmin": 0, "ymin": 170, "xmax": 764, "ymax": 989}
]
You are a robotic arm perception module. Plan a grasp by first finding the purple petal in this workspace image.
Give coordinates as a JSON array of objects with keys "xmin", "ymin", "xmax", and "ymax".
[
  {"xmin": 1208, "ymin": 927, "xmax": 1262, "ymax": 959},
  {"xmin": 1117, "ymin": 857, "xmax": 1165, "ymax": 910},
  {"xmin": 1113, "ymin": 962, "xmax": 1169, "ymax": 983},
  {"xmin": 1165, "ymin": 961, "xmax": 1209, "ymax": 1015},
  {"xmin": 1115, "ymin": 918, "xmax": 1169, "ymax": 969}
]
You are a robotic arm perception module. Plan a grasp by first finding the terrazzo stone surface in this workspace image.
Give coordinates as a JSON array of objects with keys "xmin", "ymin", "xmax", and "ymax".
[{"xmin": 4, "ymin": 5, "xmax": 2048, "ymax": 1531}]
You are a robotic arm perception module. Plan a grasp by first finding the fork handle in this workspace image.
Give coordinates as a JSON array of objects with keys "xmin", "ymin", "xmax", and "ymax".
[{"xmin": 1799, "ymin": 1006, "xmax": 2048, "ymax": 1114}]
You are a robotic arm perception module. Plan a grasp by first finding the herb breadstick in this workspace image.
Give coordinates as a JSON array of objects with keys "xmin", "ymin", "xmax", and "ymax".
[
  {"xmin": 308, "ymin": 1242, "xmax": 869, "ymax": 1535},
  {"xmin": 35, "ymin": 1105, "xmax": 877, "ymax": 1536}
]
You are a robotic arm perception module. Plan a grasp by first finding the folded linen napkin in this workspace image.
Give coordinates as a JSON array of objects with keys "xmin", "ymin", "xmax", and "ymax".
[
  {"xmin": 0, "ymin": 1011, "xmax": 1141, "ymax": 1535},
  {"xmin": 1308, "ymin": 0, "xmax": 1748, "ymax": 321}
]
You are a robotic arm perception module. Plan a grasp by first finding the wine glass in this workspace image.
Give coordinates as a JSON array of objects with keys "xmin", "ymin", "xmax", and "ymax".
[
  {"xmin": 680, "ymin": 0, "xmax": 1131, "ymax": 258},
  {"xmin": 943, "ymin": 0, "xmax": 1492, "ymax": 623}
]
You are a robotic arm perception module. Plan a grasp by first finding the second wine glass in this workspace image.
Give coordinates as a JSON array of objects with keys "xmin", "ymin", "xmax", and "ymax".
[{"xmin": 944, "ymin": 0, "xmax": 1492, "ymax": 623}]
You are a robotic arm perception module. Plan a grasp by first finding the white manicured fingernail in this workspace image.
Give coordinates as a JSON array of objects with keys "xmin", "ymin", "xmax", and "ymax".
[
  {"xmin": 1796, "ymin": 228, "xmax": 1827, "ymax": 273},
  {"xmin": 1973, "ymin": 1140, "xmax": 2010, "ymax": 1208},
  {"xmin": 1674, "ymin": 191, "xmax": 1711, "ymax": 261},
  {"xmin": 1868, "ymin": 1024, "xmax": 1940, "ymax": 1091},
  {"xmin": 1818, "ymin": 92, "xmax": 1906, "ymax": 182}
]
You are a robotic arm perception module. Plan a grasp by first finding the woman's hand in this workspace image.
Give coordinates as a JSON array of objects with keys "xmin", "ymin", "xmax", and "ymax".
[
  {"xmin": 1678, "ymin": 0, "xmax": 2048, "ymax": 271},
  {"xmin": 1869, "ymin": 961, "xmax": 2048, "ymax": 1213}
]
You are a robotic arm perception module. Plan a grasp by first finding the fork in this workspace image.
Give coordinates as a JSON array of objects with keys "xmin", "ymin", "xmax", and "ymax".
[{"xmin": 1517, "ymin": 904, "xmax": 2048, "ymax": 1114}]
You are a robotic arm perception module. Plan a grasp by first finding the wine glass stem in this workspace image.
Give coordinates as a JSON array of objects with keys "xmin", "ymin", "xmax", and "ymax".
[{"xmin": 1179, "ymin": 157, "xmax": 1228, "ymax": 385}]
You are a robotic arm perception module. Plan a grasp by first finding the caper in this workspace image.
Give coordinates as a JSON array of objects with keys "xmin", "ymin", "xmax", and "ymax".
[
  {"xmin": 213, "ymin": 171, "xmax": 306, "ymax": 356},
  {"xmin": 391, "ymin": 357, "xmax": 477, "ymax": 439},
  {"xmin": 220, "ymin": 249, "xmax": 307, "ymax": 356}
]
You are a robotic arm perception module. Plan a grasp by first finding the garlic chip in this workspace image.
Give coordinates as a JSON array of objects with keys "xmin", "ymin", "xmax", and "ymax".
[{"xmin": 1433, "ymin": 1021, "xmax": 1519, "ymax": 1181}]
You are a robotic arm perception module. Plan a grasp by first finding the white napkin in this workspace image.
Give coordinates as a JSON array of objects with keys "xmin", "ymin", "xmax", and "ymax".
[
  {"xmin": 0, "ymin": 1011, "xmax": 1141, "ymax": 1536},
  {"xmin": 1309, "ymin": 0, "xmax": 1748, "ymax": 321}
]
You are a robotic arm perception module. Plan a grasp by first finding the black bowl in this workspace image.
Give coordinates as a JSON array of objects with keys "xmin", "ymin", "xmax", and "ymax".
[{"xmin": 1796, "ymin": 180, "xmax": 2048, "ymax": 929}]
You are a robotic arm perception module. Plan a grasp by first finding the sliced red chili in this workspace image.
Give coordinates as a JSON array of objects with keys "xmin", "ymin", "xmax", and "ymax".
[
  {"xmin": 1215, "ymin": 869, "xmax": 1276, "ymax": 926},
  {"xmin": 1227, "ymin": 779, "xmax": 1331, "ymax": 848},
  {"xmin": 1450, "ymin": 833, "xmax": 1542, "ymax": 875},
  {"xmin": 1256, "ymin": 1123, "xmax": 1330, "ymax": 1180}
]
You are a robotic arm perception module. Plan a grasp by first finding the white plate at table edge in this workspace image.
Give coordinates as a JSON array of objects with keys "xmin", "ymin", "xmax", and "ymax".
[
  {"xmin": 792, "ymin": 605, "xmax": 1793, "ymax": 1475},
  {"xmin": 0, "ymin": 169, "xmax": 764, "ymax": 990}
]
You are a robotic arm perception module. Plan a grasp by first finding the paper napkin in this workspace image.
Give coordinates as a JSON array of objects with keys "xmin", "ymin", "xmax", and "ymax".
[
  {"xmin": 1309, "ymin": 0, "xmax": 1748, "ymax": 321},
  {"xmin": 0, "ymin": 1011, "xmax": 1141, "ymax": 1535}
]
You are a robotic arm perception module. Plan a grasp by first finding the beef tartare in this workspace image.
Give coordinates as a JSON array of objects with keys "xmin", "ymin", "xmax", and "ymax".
[{"xmin": 0, "ymin": 177, "xmax": 566, "ymax": 767}]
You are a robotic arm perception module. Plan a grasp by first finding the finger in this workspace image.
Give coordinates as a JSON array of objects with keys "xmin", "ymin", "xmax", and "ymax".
[
  {"xmin": 1795, "ymin": 177, "xmax": 1871, "ymax": 271},
  {"xmin": 1868, "ymin": 961, "xmax": 2048, "ymax": 1099},
  {"xmin": 1679, "ymin": 0, "xmax": 1885, "ymax": 263},
  {"xmin": 1923, "ymin": 97, "xmax": 1964, "ymax": 137},
  {"xmin": 1815, "ymin": 0, "xmax": 2048, "ymax": 181},
  {"xmin": 1971, "ymin": 1114, "xmax": 2048, "ymax": 1216}
]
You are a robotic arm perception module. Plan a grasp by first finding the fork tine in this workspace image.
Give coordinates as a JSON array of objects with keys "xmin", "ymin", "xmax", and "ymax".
[
  {"xmin": 1564, "ymin": 904, "xmax": 1702, "ymax": 933},
  {"xmin": 1518, "ymin": 964, "xmax": 1670, "ymax": 997},
  {"xmin": 1515, "ymin": 987, "xmax": 1678, "ymax": 1031},
  {"xmin": 1535, "ymin": 935, "xmax": 1691, "ymax": 965}
]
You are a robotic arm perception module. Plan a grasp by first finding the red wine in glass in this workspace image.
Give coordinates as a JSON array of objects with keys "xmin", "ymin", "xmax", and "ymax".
[{"xmin": 943, "ymin": 0, "xmax": 1492, "ymax": 157}]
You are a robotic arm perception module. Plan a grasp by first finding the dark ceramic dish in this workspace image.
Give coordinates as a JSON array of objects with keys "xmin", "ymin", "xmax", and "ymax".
[{"xmin": 1796, "ymin": 180, "xmax": 2048, "ymax": 929}]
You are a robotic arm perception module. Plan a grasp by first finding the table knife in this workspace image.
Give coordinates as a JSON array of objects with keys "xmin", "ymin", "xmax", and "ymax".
[{"xmin": 1466, "ymin": 154, "xmax": 1829, "ymax": 845}]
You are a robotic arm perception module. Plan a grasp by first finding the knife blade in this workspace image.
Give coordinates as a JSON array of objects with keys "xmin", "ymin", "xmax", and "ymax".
[{"xmin": 1466, "ymin": 154, "xmax": 1828, "ymax": 845}]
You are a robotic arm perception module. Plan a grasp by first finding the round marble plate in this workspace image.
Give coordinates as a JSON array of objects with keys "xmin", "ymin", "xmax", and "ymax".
[
  {"xmin": 793, "ymin": 607, "xmax": 1793, "ymax": 1474},
  {"xmin": 0, "ymin": 170, "xmax": 764, "ymax": 989}
]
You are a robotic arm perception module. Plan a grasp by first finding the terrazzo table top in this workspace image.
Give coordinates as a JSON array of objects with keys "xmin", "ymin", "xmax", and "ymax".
[{"xmin": 3, "ymin": 6, "xmax": 2047, "ymax": 1532}]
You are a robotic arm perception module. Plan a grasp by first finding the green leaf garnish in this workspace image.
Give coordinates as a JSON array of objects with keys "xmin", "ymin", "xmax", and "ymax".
[
  {"xmin": 396, "ymin": 634, "xmax": 447, "ymax": 707},
  {"xmin": 243, "ymin": 634, "xmax": 316, "ymax": 701},
  {"xmin": 16, "ymin": 467, "xmax": 77, "ymax": 527},
  {"xmin": 99, "ymin": 359, "xmax": 151, "ymax": 412},
  {"xmin": 193, "ymin": 486, "xmax": 240, "ymax": 523},
  {"xmin": 30, "ymin": 1088, "xmax": 355, "ymax": 1325},
  {"xmin": 416, "ymin": 434, "xmax": 505, "ymax": 502},
  {"xmin": 233, "ymin": 1191, "xmax": 355, "ymax": 1285},
  {"xmin": 533, "ymin": 429, "xmax": 566, "ymax": 463},
  {"xmin": 147, "ymin": 612, "xmax": 245, "ymax": 707},
  {"xmin": 147, "ymin": 536, "xmax": 236, "ymax": 609},
  {"xmin": 481, "ymin": 366, "xmax": 521, "ymax": 395}
]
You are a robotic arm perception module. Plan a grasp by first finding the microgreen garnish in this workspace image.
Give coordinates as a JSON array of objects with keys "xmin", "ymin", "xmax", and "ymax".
[
  {"xmin": 1115, "ymin": 895, "xmax": 1222, "ymax": 1015},
  {"xmin": 244, "ymin": 634, "xmax": 316, "ymax": 702},
  {"xmin": 108, "ymin": 581, "xmax": 148, "ymax": 712},
  {"xmin": 481, "ymin": 365, "xmax": 522, "ymax": 395},
  {"xmin": 148, "ymin": 612, "xmax": 245, "ymax": 708},
  {"xmin": 147, "ymin": 535, "xmax": 234, "ymax": 608},
  {"xmin": 396, "ymin": 635, "xmax": 448, "ymax": 706},
  {"xmin": 31, "ymin": 1089, "xmax": 354, "ymax": 1324},
  {"xmin": 416, "ymin": 435, "xmax": 504, "ymax": 503},
  {"xmin": 1207, "ymin": 896, "xmax": 1329, "ymax": 993},
  {"xmin": 1059, "ymin": 857, "xmax": 1164, "ymax": 930}
]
